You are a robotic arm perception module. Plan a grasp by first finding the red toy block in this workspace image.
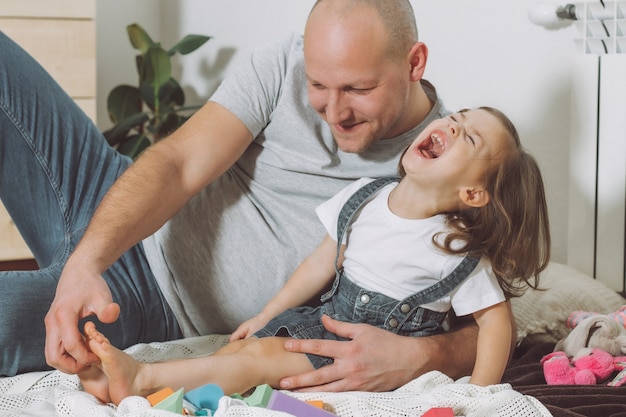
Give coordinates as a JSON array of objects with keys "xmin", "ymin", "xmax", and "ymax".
[{"xmin": 422, "ymin": 407, "xmax": 454, "ymax": 417}]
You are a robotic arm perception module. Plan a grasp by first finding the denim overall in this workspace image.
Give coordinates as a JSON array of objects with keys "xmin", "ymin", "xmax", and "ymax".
[{"xmin": 255, "ymin": 177, "xmax": 479, "ymax": 368}]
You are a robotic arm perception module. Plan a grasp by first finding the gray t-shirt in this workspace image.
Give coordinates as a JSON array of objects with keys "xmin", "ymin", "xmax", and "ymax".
[{"xmin": 143, "ymin": 33, "xmax": 448, "ymax": 337}]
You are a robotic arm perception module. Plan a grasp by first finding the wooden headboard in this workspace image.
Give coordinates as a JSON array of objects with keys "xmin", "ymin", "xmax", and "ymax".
[{"xmin": 0, "ymin": 0, "xmax": 96, "ymax": 264}]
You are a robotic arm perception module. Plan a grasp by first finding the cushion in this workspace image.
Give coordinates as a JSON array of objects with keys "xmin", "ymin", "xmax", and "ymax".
[{"xmin": 510, "ymin": 262, "xmax": 626, "ymax": 344}]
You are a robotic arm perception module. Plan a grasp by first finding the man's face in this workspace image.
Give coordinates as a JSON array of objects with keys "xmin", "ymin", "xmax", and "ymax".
[{"xmin": 304, "ymin": 10, "xmax": 412, "ymax": 153}]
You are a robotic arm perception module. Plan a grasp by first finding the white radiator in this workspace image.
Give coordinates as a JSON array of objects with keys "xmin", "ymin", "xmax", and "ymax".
[{"xmin": 565, "ymin": 1, "xmax": 626, "ymax": 292}]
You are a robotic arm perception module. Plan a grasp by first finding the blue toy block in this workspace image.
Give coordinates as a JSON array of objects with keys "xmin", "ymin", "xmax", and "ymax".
[
  {"xmin": 242, "ymin": 384, "xmax": 274, "ymax": 408},
  {"xmin": 184, "ymin": 383, "xmax": 224, "ymax": 414},
  {"xmin": 266, "ymin": 391, "xmax": 335, "ymax": 417}
]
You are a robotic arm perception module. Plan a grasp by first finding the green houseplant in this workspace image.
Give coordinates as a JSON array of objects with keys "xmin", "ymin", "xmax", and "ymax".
[{"xmin": 103, "ymin": 23, "xmax": 211, "ymax": 158}]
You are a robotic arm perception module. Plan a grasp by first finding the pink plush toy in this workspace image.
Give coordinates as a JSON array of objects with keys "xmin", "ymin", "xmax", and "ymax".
[{"xmin": 541, "ymin": 348, "xmax": 626, "ymax": 385}]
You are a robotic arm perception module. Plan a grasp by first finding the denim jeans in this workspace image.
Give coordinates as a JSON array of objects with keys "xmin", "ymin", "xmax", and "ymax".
[{"xmin": 0, "ymin": 32, "xmax": 182, "ymax": 376}]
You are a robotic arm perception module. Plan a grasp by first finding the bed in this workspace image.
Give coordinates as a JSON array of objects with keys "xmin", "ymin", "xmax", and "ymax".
[{"xmin": 1, "ymin": 261, "xmax": 624, "ymax": 417}]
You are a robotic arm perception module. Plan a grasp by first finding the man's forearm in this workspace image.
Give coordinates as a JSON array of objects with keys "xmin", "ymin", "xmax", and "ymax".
[
  {"xmin": 408, "ymin": 322, "xmax": 479, "ymax": 380},
  {"xmin": 72, "ymin": 140, "xmax": 190, "ymax": 272},
  {"xmin": 72, "ymin": 102, "xmax": 254, "ymax": 272}
]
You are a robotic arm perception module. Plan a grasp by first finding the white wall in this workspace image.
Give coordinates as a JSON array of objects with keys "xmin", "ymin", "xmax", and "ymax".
[
  {"xmin": 97, "ymin": 0, "xmax": 580, "ymax": 264},
  {"xmin": 96, "ymin": 0, "xmax": 162, "ymax": 128},
  {"xmin": 413, "ymin": 1, "xmax": 578, "ymax": 266}
]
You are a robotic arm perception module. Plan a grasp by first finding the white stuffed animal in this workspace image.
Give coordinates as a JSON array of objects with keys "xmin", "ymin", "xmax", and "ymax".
[{"xmin": 555, "ymin": 313, "xmax": 626, "ymax": 357}]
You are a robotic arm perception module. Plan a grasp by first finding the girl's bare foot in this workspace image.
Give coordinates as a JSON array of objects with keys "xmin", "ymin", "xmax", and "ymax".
[{"xmin": 78, "ymin": 321, "xmax": 145, "ymax": 405}]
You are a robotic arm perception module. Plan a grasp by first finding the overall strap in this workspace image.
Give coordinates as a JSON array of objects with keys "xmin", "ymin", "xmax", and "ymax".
[
  {"xmin": 401, "ymin": 255, "xmax": 480, "ymax": 306},
  {"xmin": 384, "ymin": 254, "xmax": 480, "ymax": 332},
  {"xmin": 334, "ymin": 177, "xmax": 400, "ymax": 273}
]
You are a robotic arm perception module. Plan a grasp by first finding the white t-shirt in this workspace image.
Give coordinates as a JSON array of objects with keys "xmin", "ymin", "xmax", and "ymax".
[{"xmin": 315, "ymin": 178, "xmax": 505, "ymax": 316}]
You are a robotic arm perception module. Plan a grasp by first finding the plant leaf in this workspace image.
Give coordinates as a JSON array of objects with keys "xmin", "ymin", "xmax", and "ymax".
[
  {"xmin": 107, "ymin": 85, "xmax": 142, "ymax": 124},
  {"xmin": 160, "ymin": 78, "xmax": 185, "ymax": 109},
  {"xmin": 117, "ymin": 134, "xmax": 152, "ymax": 159},
  {"xmin": 168, "ymin": 34, "xmax": 211, "ymax": 56},
  {"xmin": 139, "ymin": 82, "xmax": 155, "ymax": 112},
  {"xmin": 127, "ymin": 23, "xmax": 156, "ymax": 53},
  {"xmin": 105, "ymin": 25, "xmax": 209, "ymax": 154},
  {"xmin": 139, "ymin": 77, "xmax": 184, "ymax": 112},
  {"xmin": 155, "ymin": 112, "xmax": 184, "ymax": 140},
  {"xmin": 139, "ymin": 46, "xmax": 171, "ymax": 95},
  {"xmin": 103, "ymin": 112, "xmax": 150, "ymax": 146}
]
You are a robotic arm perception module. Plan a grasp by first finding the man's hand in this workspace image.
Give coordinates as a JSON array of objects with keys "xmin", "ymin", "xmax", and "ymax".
[
  {"xmin": 44, "ymin": 261, "xmax": 120, "ymax": 374},
  {"xmin": 280, "ymin": 315, "xmax": 427, "ymax": 392},
  {"xmin": 280, "ymin": 314, "xmax": 481, "ymax": 392}
]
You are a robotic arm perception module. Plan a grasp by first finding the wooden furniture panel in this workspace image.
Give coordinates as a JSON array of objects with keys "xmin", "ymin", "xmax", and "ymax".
[
  {"xmin": 0, "ymin": 0, "xmax": 96, "ymax": 263},
  {"xmin": 0, "ymin": 19, "xmax": 96, "ymax": 101},
  {"xmin": 0, "ymin": 0, "xmax": 95, "ymax": 19},
  {"xmin": 0, "ymin": 204, "xmax": 32, "ymax": 261}
]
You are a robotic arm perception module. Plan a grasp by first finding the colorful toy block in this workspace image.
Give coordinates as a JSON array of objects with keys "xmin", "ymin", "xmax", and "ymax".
[
  {"xmin": 149, "ymin": 384, "xmax": 337, "ymax": 416},
  {"xmin": 242, "ymin": 384, "xmax": 274, "ymax": 408},
  {"xmin": 153, "ymin": 388, "xmax": 185, "ymax": 414},
  {"xmin": 422, "ymin": 407, "xmax": 454, "ymax": 417},
  {"xmin": 189, "ymin": 409, "xmax": 210, "ymax": 416},
  {"xmin": 306, "ymin": 400, "xmax": 325, "ymax": 409},
  {"xmin": 266, "ymin": 390, "xmax": 335, "ymax": 417},
  {"xmin": 184, "ymin": 384, "xmax": 224, "ymax": 415},
  {"xmin": 147, "ymin": 387, "xmax": 175, "ymax": 406}
]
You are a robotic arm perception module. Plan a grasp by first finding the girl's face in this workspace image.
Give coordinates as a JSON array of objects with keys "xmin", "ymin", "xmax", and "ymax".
[{"xmin": 401, "ymin": 109, "xmax": 510, "ymax": 190}]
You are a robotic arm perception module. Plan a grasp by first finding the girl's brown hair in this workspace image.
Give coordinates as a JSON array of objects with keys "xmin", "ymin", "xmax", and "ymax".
[{"xmin": 404, "ymin": 107, "xmax": 551, "ymax": 298}]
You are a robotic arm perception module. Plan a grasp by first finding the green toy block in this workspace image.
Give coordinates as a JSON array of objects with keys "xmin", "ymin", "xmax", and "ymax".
[
  {"xmin": 243, "ymin": 384, "xmax": 274, "ymax": 408},
  {"xmin": 153, "ymin": 387, "xmax": 184, "ymax": 414}
]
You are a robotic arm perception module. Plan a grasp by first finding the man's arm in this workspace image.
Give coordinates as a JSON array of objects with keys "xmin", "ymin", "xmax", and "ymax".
[
  {"xmin": 44, "ymin": 101, "xmax": 254, "ymax": 374},
  {"xmin": 281, "ymin": 301, "xmax": 516, "ymax": 392}
]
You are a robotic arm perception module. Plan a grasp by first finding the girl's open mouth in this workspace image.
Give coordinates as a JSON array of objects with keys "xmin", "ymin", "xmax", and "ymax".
[{"xmin": 417, "ymin": 130, "xmax": 446, "ymax": 159}]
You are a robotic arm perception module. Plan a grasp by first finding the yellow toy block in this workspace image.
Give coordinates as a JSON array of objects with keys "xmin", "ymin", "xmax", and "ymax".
[{"xmin": 306, "ymin": 400, "xmax": 325, "ymax": 409}]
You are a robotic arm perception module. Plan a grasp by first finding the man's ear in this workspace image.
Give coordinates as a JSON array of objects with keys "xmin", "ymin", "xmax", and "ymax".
[
  {"xmin": 459, "ymin": 187, "xmax": 490, "ymax": 208},
  {"xmin": 408, "ymin": 42, "xmax": 428, "ymax": 81}
]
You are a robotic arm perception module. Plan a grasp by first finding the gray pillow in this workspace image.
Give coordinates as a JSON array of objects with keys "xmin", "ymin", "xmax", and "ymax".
[{"xmin": 511, "ymin": 262, "xmax": 626, "ymax": 344}]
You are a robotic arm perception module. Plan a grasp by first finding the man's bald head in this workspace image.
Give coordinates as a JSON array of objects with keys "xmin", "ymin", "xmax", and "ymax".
[{"xmin": 308, "ymin": 0, "xmax": 418, "ymax": 61}]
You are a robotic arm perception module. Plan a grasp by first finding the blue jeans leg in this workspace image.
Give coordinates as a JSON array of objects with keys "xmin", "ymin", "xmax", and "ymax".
[{"xmin": 0, "ymin": 32, "xmax": 182, "ymax": 376}]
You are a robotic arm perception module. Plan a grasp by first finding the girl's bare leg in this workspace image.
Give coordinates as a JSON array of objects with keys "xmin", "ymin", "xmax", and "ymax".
[{"xmin": 79, "ymin": 322, "xmax": 315, "ymax": 405}]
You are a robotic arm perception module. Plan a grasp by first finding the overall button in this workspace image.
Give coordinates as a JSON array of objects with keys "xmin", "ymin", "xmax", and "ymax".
[
  {"xmin": 400, "ymin": 303, "xmax": 411, "ymax": 313},
  {"xmin": 360, "ymin": 294, "xmax": 370, "ymax": 304},
  {"xmin": 389, "ymin": 318, "xmax": 398, "ymax": 328}
]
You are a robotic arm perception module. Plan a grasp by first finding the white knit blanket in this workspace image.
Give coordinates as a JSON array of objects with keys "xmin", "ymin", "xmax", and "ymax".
[{"xmin": 0, "ymin": 334, "xmax": 553, "ymax": 417}]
